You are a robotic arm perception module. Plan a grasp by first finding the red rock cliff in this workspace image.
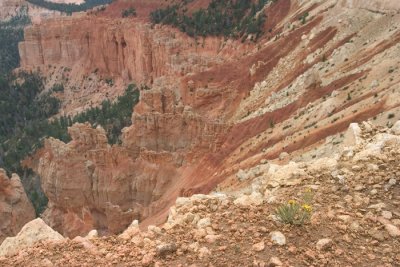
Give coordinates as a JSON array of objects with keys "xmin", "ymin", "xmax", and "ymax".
[{"xmin": 0, "ymin": 169, "xmax": 36, "ymax": 243}]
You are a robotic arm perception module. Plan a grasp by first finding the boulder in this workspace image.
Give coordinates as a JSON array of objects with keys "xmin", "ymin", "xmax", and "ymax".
[
  {"xmin": 343, "ymin": 123, "xmax": 362, "ymax": 147},
  {"xmin": 234, "ymin": 192, "xmax": 263, "ymax": 206},
  {"xmin": 0, "ymin": 218, "xmax": 64, "ymax": 257}
]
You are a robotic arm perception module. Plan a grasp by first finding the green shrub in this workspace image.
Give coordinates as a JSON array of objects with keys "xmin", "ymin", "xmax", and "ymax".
[
  {"xmin": 150, "ymin": 0, "xmax": 269, "ymax": 39},
  {"xmin": 122, "ymin": 7, "xmax": 137, "ymax": 18}
]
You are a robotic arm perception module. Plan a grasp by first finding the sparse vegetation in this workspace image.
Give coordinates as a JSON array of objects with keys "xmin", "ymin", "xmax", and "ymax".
[
  {"xmin": 299, "ymin": 12, "xmax": 309, "ymax": 24},
  {"xmin": 275, "ymin": 189, "xmax": 313, "ymax": 225},
  {"xmin": 105, "ymin": 78, "xmax": 114, "ymax": 86},
  {"xmin": 150, "ymin": 0, "xmax": 269, "ymax": 40},
  {"xmin": 0, "ymin": 8, "xmax": 30, "ymax": 74},
  {"xmin": 122, "ymin": 7, "xmax": 137, "ymax": 18},
  {"xmin": 0, "ymin": 72, "xmax": 139, "ymax": 214}
]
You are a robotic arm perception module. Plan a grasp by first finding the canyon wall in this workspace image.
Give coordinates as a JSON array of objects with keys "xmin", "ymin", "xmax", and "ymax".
[
  {"xmin": 19, "ymin": 17, "xmax": 230, "ymax": 85},
  {"xmin": 0, "ymin": 169, "xmax": 36, "ymax": 243},
  {"xmin": 19, "ymin": 0, "xmax": 400, "ymax": 237}
]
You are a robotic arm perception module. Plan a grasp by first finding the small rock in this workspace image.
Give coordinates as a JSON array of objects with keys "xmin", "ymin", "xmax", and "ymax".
[
  {"xmin": 141, "ymin": 253, "xmax": 154, "ymax": 266},
  {"xmin": 197, "ymin": 218, "xmax": 211, "ymax": 229},
  {"xmin": 148, "ymin": 225, "xmax": 162, "ymax": 235},
  {"xmin": 391, "ymin": 120, "xmax": 400, "ymax": 135},
  {"xmin": 370, "ymin": 189, "xmax": 378, "ymax": 195},
  {"xmin": 350, "ymin": 222, "xmax": 360, "ymax": 232},
  {"xmin": 41, "ymin": 258, "xmax": 54, "ymax": 267},
  {"xmin": 382, "ymin": 211, "xmax": 393, "ymax": 220},
  {"xmin": 119, "ymin": 220, "xmax": 139, "ymax": 240},
  {"xmin": 198, "ymin": 247, "xmax": 211, "ymax": 259},
  {"xmin": 316, "ymin": 238, "xmax": 333, "ymax": 251},
  {"xmin": 268, "ymin": 257, "xmax": 283, "ymax": 266},
  {"xmin": 205, "ymin": 234, "xmax": 220, "ymax": 244},
  {"xmin": 252, "ymin": 241, "xmax": 265, "ymax": 252},
  {"xmin": 85, "ymin": 230, "xmax": 98, "ymax": 239},
  {"xmin": 270, "ymin": 231, "xmax": 286, "ymax": 246},
  {"xmin": 234, "ymin": 192, "xmax": 263, "ymax": 206},
  {"xmin": 368, "ymin": 229, "xmax": 386, "ymax": 241},
  {"xmin": 385, "ymin": 178, "xmax": 397, "ymax": 191},
  {"xmin": 156, "ymin": 243, "xmax": 177, "ymax": 257},
  {"xmin": 385, "ymin": 224, "xmax": 400, "ymax": 237},
  {"xmin": 368, "ymin": 202, "xmax": 386, "ymax": 211}
]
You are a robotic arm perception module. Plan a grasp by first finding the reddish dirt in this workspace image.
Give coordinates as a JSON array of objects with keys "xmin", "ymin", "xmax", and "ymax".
[
  {"xmin": 339, "ymin": 31, "xmax": 400, "ymax": 73},
  {"xmin": 263, "ymin": 0, "xmax": 291, "ymax": 36},
  {"xmin": 184, "ymin": 15, "xmax": 324, "ymax": 119}
]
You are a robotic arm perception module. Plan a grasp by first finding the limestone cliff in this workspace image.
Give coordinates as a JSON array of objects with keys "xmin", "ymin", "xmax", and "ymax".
[{"xmin": 0, "ymin": 169, "xmax": 36, "ymax": 244}]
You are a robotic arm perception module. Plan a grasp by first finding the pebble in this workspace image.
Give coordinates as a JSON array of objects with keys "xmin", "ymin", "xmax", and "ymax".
[
  {"xmin": 316, "ymin": 238, "xmax": 333, "ymax": 251},
  {"xmin": 268, "ymin": 257, "xmax": 283, "ymax": 266},
  {"xmin": 270, "ymin": 231, "xmax": 286, "ymax": 246},
  {"xmin": 385, "ymin": 224, "xmax": 400, "ymax": 237},
  {"xmin": 252, "ymin": 241, "xmax": 265, "ymax": 252},
  {"xmin": 382, "ymin": 211, "xmax": 392, "ymax": 220}
]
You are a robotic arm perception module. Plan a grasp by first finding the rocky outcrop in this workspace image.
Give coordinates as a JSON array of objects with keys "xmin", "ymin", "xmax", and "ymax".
[
  {"xmin": 29, "ymin": 86, "xmax": 228, "ymax": 237},
  {"xmin": 0, "ymin": 169, "xmax": 35, "ymax": 244},
  {"xmin": 0, "ymin": 218, "xmax": 64, "ymax": 257}
]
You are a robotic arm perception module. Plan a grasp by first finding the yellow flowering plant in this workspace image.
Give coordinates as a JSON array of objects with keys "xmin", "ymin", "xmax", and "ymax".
[{"xmin": 275, "ymin": 188, "xmax": 314, "ymax": 225}]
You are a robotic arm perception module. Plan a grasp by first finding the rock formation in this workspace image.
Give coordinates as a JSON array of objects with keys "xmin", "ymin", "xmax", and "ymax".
[
  {"xmin": 0, "ymin": 218, "xmax": 64, "ymax": 257},
  {"xmin": 17, "ymin": 0, "xmax": 400, "ymax": 238},
  {"xmin": 0, "ymin": 0, "xmax": 25, "ymax": 20},
  {"xmin": 0, "ymin": 169, "xmax": 35, "ymax": 244},
  {"xmin": 1, "ymin": 121, "xmax": 400, "ymax": 265},
  {"xmin": 28, "ymin": 86, "xmax": 228, "ymax": 237}
]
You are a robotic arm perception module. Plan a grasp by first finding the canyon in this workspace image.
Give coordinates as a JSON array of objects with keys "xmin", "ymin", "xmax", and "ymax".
[
  {"xmin": 16, "ymin": 0, "xmax": 400, "ymax": 238},
  {"xmin": 1, "ymin": 0, "xmax": 400, "ymax": 260}
]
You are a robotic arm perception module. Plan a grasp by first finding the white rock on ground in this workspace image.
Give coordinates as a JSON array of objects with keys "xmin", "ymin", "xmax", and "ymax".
[
  {"xmin": 0, "ymin": 218, "xmax": 64, "ymax": 257},
  {"xmin": 391, "ymin": 120, "xmax": 400, "ymax": 135},
  {"xmin": 270, "ymin": 231, "xmax": 286, "ymax": 246},
  {"xmin": 118, "ymin": 220, "xmax": 139, "ymax": 240},
  {"xmin": 233, "ymin": 192, "xmax": 264, "ymax": 206},
  {"xmin": 316, "ymin": 238, "xmax": 333, "ymax": 251}
]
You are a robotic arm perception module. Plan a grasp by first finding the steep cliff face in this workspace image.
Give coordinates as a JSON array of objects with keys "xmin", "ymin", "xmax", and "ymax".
[
  {"xmin": 0, "ymin": 169, "xmax": 36, "ymax": 244},
  {"xmin": 29, "ymin": 85, "xmax": 228, "ymax": 237},
  {"xmin": 20, "ymin": 0, "xmax": 400, "ymax": 237},
  {"xmin": 19, "ymin": 17, "xmax": 231, "ymax": 85}
]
